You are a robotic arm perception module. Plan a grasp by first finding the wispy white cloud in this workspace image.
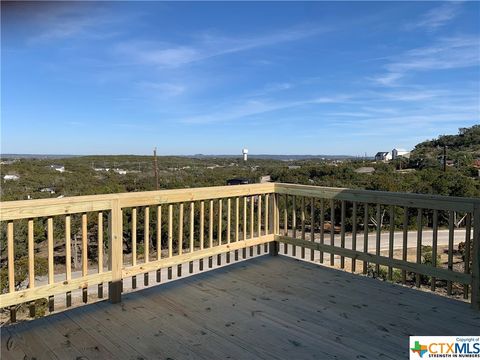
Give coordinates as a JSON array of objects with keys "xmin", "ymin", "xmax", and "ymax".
[
  {"xmin": 405, "ymin": 2, "xmax": 463, "ymax": 31},
  {"xmin": 137, "ymin": 81, "xmax": 186, "ymax": 97},
  {"xmin": 179, "ymin": 95, "xmax": 350, "ymax": 124},
  {"xmin": 115, "ymin": 25, "xmax": 329, "ymax": 68},
  {"xmin": 370, "ymin": 35, "xmax": 479, "ymax": 86}
]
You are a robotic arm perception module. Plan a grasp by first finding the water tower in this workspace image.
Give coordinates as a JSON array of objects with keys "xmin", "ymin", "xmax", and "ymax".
[{"xmin": 242, "ymin": 148, "xmax": 248, "ymax": 161}]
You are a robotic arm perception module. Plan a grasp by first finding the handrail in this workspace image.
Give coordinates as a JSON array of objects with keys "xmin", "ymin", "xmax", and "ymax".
[
  {"xmin": 0, "ymin": 182, "xmax": 478, "ymax": 323},
  {"xmin": 274, "ymin": 183, "xmax": 480, "ymax": 212},
  {"xmin": 0, "ymin": 183, "xmax": 276, "ymax": 221}
]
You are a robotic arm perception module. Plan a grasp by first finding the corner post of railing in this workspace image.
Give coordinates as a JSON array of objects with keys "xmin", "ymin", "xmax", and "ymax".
[
  {"xmin": 471, "ymin": 202, "xmax": 480, "ymax": 310},
  {"xmin": 269, "ymin": 191, "xmax": 279, "ymax": 256},
  {"xmin": 109, "ymin": 198, "xmax": 123, "ymax": 304}
]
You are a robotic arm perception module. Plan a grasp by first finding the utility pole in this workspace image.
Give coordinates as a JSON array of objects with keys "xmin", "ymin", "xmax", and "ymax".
[{"xmin": 153, "ymin": 147, "xmax": 159, "ymax": 190}]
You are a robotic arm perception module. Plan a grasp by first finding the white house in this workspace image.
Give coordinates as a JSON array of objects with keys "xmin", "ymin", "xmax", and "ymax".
[
  {"xmin": 50, "ymin": 165, "xmax": 65, "ymax": 172},
  {"xmin": 40, "ymin": 187, "xmax": 55, "ymax": 194},
  {"xmin": 374, "ymin": 152, "xmax": 392, "ymax": 162},
  {"xmin": 113, "ymin": 168, "xmax": 127, "ymax": 175},
  {"xmin": 4, "ymin": 174, "xmax": 19, "ymax": 181},
  {"xmin": 392, "ymin": 149, "xmax": 411, "ymax": 159}
]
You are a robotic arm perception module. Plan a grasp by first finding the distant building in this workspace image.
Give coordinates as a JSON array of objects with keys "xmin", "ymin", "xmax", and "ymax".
[
  {"xmin": 374, "ymin": 152, "xmax": 392, "ymax": 162},
  {"xmin": 3, "ymin": 174, "xmax": 19, "ymax": 181},
  {"xmin": 392, "ymin": 149, "xmax": 410, "ymax": 159},
  {"xmin": 227, "ymin": 178, "xmax": 249, "ymax": 186},
  {"xmin": 288, "ymin": 165, "xmax": 301, "ymax": 170},
  {"xmin": 50, "ymin": 165, "xmax": 65, "ymax": 172},
  {"xmin": 113, "ymin": 168, "xmax": 127, "ymax": 175},
  {"xmin": 40, "ymin": 187, "xmax": 55, "ymax": 194}
]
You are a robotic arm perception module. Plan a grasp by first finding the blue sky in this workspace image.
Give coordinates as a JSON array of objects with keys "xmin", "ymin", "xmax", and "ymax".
[{"xmin": 1, "ymin": 1, "xmax": 479, "ymax": 156}]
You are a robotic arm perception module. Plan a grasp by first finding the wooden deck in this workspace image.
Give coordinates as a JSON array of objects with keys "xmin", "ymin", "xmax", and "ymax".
[{"xmin": 2, "ymin": 256, "xmax": 479, "ymax": 360}]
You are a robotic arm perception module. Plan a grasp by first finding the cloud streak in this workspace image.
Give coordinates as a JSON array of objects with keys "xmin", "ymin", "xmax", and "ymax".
[
  {"xmin": 371, "ymin": 35, "xmax": 479, "ymax": 86},
  {"xmin": 406, "ymin": 2, "xmax": 463, "ymax": 31},
  {"xmin": 115, "ymin": 25, "xmax": 330, "ymax": 68}
]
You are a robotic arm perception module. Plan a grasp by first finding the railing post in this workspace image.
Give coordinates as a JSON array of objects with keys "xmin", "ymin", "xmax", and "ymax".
[
  {"xmin": 472, "ymin": 203, "xmax": 480, "ymax": 310},
  {"xmin": 109, "ymin": 199, "xmax": 123, "ymax": 304},
  {"xmin": 269, "ymin": 193, "xmax": 279, "ymax": 256}
]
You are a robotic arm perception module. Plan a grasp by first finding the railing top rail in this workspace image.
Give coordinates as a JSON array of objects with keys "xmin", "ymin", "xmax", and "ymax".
[
  {"xmin": 0, "ymin": 183, "xmax": 275, "ymax": 221},
  {"xmin": 275, "ymin": 183, "xmax": 480, "ymax": 212},
  {"xmin": 1, "ymin": 182, "xmax": 477, "ymax": 221}
]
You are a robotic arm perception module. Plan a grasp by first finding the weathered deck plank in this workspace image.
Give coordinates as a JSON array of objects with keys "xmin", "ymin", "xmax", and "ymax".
[{"xmin": 2, "ymin": 256, "xmax": 479, "ymax": 360}]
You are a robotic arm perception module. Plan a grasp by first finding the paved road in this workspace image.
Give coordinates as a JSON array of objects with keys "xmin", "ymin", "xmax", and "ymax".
[{"xmin": 25, "ymin": 228, "xmax": 467, "ymax": 311}]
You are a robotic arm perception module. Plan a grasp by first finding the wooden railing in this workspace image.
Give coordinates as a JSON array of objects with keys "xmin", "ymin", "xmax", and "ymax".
[
  {"xmin": 274, "ymin": 183, "xmax": 480, "ymax": 310},
  {"xmin": 1, "ymin": 182, "xmax": 479, "ymax": 323},
  {"xmin": 0, "ymin": 183, "xmax": 276, "ymax": 321}
]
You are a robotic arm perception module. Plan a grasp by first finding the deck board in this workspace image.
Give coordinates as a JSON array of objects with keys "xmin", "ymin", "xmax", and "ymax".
[{"xmin": 2, "ymin": 256, "xmax": 479, "ymax": 360}]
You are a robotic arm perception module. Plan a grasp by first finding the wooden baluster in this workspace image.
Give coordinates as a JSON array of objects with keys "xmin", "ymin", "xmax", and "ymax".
[
  {"xmin": 363, "ymin": 203, "xmax": 368, "ymax": 274},
  {"xmin": 178, "ymin": 203, "xmax": 183, "ymax": 277},
  {"xmin": 7, "ymin": 221, "xmax": 15, "ymax": 321},
  {"xmin": 145, "ymin": 207, "xmax": 150, "ymax": 263},
  {"xmin": 250, "ymin": 195, "xmax": 254, "ymax": 256},
  {"xmin": 235, "ymin": 197, "xmax": 239, "ymax": 260},
  {"xmin": 178, "ymin": 204, "xmax": 183, "ymax": 255},
  {"xmin": 387, "ymin": 206, "xmax": 394, "ymax": 281},
  {"xmin": 168, "ymin": 204, "xmax": 173, "ymax": 279},
  {"xmin": 264, "ymin": 194, "xmax": 269, "ymax": 252},
  {"xmin": 351, "ymin": 202, "xmax": 357, "ymax": 273},
  {"xmin": 200, "ymin": 201, "xmax": 204, "ymax": 270},
  {"xmin": 48, "ymin": 216, "xmax": 56, "ymax": 309},
  {"xmin": 109, "ymin": 200, "xmax": 123, "ymax": 304},
  {"xmin": 98, "ymin": 212, "xmax": 104, "ymax": 298},
  {"xmin": 340, "ymin": 200, "xmax": 346, "ymax": 269},
  {"xmin": 330, "ymin": 199, "xmax": 335, "ymax": 266},
  {"xmin": 157, "ymin": 205, "xmax": 162, "ymax": 282},
  {"xmin": 189, "ymin": 202, "xmax": 194, "ymax": 273},
  {"xmin": 292, "ymin": 196, "xmax": 296, "ymax": 257},
  {"xmin": 218, "ymin": 199, "xmax": 223, "ymax": 265},
  {"xmin": 447, "ymin": 211, "xmax": 454, "ymax": 295},
  {"xmin": 320, "ymin": 199, "xmax": 325, "ymax": 263},
  {"xmin": 144, "ymin": 207, "xmax": 150, "ymax": 287},
  {"xmin": 209, "ymin": 200, "xmax": 214, "ymax": 267},
  {"xmin": 463, "ymin": 213, "xmax": 472, "ymax": 298},
  {"xmin": 375, "ymin": 204, "xmax": 381, "ymax": 275},
  {"xmin": 310, "ymin": 197, "xmax": 315, "ymax": 261},
  {"xmin": 431, "ymin": 209, "xmax": 438, "ymax": 292},
  {"xmin": 402, "ymin": 207, "xmax": 408, "ymax": 284},
  {"xmin": 219, "ymin": 199, "xmax": 223, "ymax": 245},
  {"xmin": 209, "ymin": 200, "xmax": 214, "ymax": 248},
  {"xmin": 301, "ymin": 197, "xmax": 306, "ymax": 259},
  {"xmin": 81, "ymin": 213, "xmax": 88, "ymax": 303},
  {"xmin": 27, "ymin": 219, "xmax": 36, "ymax": 316},
  {"xmin": 227, "ymin": 198, "xmax": 231, "ymax": 263},
  {"xmin": 416, "ymin": 209, "xmax": 423, "ymax": 288},
  {"xmin": 243, "ymin": 196, "xmax": 247, "ymax": 258},
  {"xmin": 257, "ymin": 195, "xmax": 262, "ymax": 254},
  {"xmin": 132, "ymin": 208, "xmax": 137, "ymax": 289}
]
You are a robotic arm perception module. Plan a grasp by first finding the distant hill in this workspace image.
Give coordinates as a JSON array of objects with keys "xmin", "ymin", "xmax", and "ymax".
[
  {"xmin": 411, "ymin": 125, "xmax": 480, "ymax": 164},
  {"xmin": 1, "ymin": 153, "xmax": 358, "ymax": 161}
]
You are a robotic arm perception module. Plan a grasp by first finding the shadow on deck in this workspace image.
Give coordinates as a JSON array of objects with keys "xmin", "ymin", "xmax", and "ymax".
[{"xmin": 2, "ymin": 256, "xmax": 479, "ymax": 360}]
